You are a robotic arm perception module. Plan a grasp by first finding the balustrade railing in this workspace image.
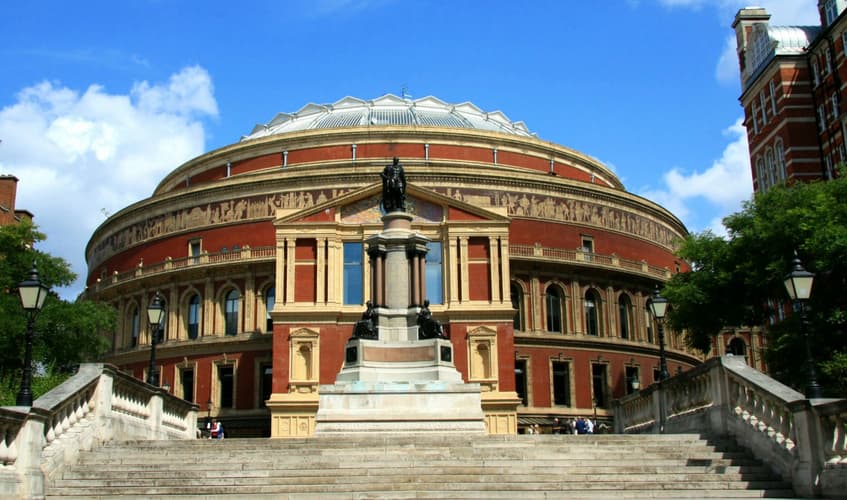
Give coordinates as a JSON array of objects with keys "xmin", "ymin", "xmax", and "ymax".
[
  {"xmin": 94, "ymin": 243, "xmax": 669, "ymax": 293},
  {"xmin": 0, "ymin": 364, "xmax": 197, "ymax": 499},
  {"xmin": 613, "ymin": 355, "xmax": 846, "ymax": 498},
  {"xmin": 510, "ymin": 244, "xmax": 670, "ymax": 279},
  {"xmin": 94, "ymin": 245, "xmax": 276, "ymax": 292}
]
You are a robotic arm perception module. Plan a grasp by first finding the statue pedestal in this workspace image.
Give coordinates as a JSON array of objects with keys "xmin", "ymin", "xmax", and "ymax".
[
  {"xmin": 315, "ymin": 381, "xmax": 486, "ymax": 434},
  {"xmin": 315, "ymin": 337, "xmax": 485, "ymax": 434},
  {"xmin": 314, "ymin": 207, "xmax": 485, "ymax": 435}
]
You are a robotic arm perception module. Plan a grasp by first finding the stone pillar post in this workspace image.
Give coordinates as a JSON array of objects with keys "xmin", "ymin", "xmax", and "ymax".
[
  {"xmin": 489, "ymin": 237, "xmax": 500, "ymax": 303},
  {"xmin": 285, "ymin": 239, "xmax": 296, "ymax": 304}
]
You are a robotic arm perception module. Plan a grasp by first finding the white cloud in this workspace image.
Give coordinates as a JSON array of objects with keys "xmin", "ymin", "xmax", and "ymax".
[
  {"xmin": 639, "ymin": 118, "xmax": 751, "ymax": 232},
  {"xmin": 0, "ymin": 66, "xmax": 218, "ymax": 298}
]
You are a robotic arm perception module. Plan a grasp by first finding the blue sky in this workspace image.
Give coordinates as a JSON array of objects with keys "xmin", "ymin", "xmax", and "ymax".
[{"xmin": 0, "ymin": 0, "xmax": 819, "ymax": 298}]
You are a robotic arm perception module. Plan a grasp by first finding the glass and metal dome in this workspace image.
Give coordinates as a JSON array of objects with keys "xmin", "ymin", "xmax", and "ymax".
[{"xmin": 242, "ymin": 94, "xmax": 534, "ymax": 141}]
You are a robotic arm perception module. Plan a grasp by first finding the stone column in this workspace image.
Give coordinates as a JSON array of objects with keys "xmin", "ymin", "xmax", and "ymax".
[
  {"xmin": 418, "ymin": 250, "xmax": 427, "ymax": 304},
  {"xmin": 571, "ymin": 280, "xmax": 581, "ymax": 334},
  {"xmin": 606, "ymin": 285, "xmax": 616, "ymax": 338},
  {"xmin": 488, "ymin": 237, "xmax": 500, "ymax": 303},
  {"xmin": 275, "ymin": 238, "xmax": 285, "ymax": 306},
  {"xmin": 140, "ymin": 292, "xmax": 150, "ymax": 344},
  {"xmin": 168, "ymin": 285, "xmax": 178, "ymax": 341},
  {"xmin": 411, "ymin": 252, "xmax": 421, "ymax": 306},
  {"xmin": 499, "ymin": 237, "xmax": 511, "ymax": 306},
  {"xmin": 285, "ymin": 239, "xmax": 296, "ymax": 304},
  {"xmin": 316, "ymin": 237, "xmax": 326, "ymax": 304},
  {"xmin": 448, "ymin": 237, "xmax": 459, "ymax": 304},
  {"xmin": 327, "ymin": 238, "xmax": 339, "ymax": 305},
  {"xmin": 245, "ymin": 273, "xmax": 256, "ymax": 332},
  {"xmin": 203, "ymin": 278, "xmax": 214, "ymax": 336},
  {"xmin": 459, "ymin": 237, "xmax": 469, "ymax": 302},
  {"xmin": 530, "ymin": 275, "xmax": 540, "ymax": 331}
]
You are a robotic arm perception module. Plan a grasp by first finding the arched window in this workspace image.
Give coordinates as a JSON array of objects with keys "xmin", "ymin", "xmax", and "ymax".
[
  {"xmin": 618, "ymin": 294, "xmax": 632, "ymax": 339},
  {"xmin": 728, "ymin": 337, "xmax": 747, "ymax": 357},
  {"xmin": 188, "ymin": 294, "xmax": 201, "ymax": 340},
  {"xmin": 755, "ymin": 157, "xmax": 765, "ymax": 191},
  {"xmin": 265, "ymin": 286, "xmax": 275, "ymax": 333},
  {"xmin": 511, "ymin": 283, "xmax": 525, "ymax": 331},
  {"xmin": 224, "ymin": 289, "xmax": 240, "ymax": 336},
  {"xmin": 545, "ymin": 286, "xmax": 563, "ymax": 333},
  {"xmin": 775, "ymin": 139, "xmax": 786, "ymax": 182},
  {"xmin": 765, "ymin": 148, "xmax": 776, "ymax": 188},
  {"xmin": 130, "ymin": 306, "xmax": 140, "ymax": 348},
  {"xmin": 584, "ymin": 289, "xmax": 601, "ymax": 336}
]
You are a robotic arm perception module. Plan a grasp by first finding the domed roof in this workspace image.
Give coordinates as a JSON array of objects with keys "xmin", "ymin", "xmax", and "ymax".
[{"xmin": 241, "ymin": 94, "xmax": 534, "ymax": 141}]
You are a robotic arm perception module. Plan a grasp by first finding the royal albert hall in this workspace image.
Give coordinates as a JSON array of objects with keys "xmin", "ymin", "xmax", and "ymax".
[{"xmin": 84, "ymin": 95, "xmax": 701, "ymax": 437}]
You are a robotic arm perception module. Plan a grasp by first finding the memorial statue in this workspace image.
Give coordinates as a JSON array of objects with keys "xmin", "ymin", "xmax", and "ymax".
[
  {"xmin": 380, "ymin": 157, "xmax": 406, "ymax": 212},
  {"xmin": 417, "ymin": 300, "xmax": 446, "ymax": 339},
  {"xmin": 353, "ymin": 301, "xmax": 378, "ymax": 339}
]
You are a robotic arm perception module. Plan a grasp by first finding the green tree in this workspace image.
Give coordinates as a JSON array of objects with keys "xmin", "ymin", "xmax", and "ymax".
[
  {"xmin": 0, "ymin": 220, "xmax": 115, "ymax": 386},
  {"xmin": 663, "ymin": 173, "xmax": 847, "ymax": 395}
]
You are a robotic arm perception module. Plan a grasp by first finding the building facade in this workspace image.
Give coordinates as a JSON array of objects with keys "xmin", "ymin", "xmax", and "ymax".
[
  {"xmin": 84, "ymin": 95, "xmax": 703, "ymax": 436},
  {"xmin": 0, "ymin": 175, "xmax": 33, "ymax": 226},
  {"xmin": 734, "ymin": 1, "xmax": 847, "ymax": 194}
]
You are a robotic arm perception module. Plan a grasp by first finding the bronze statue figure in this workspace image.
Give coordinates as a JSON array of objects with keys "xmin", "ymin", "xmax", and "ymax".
[
  {"xmin": 417, "ymin": 300, "xmax": 446, "ymax": 339},
  {"xmin": 353, "ymin": 301, "xmax": 378, "ymax": 339},
  {"xmin": 380, "ymin": 157, "xmax": 406, "ymax": 212}
]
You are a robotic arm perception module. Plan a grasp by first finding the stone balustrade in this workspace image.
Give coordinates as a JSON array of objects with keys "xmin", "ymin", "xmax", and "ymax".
[
  {"xmin": 510, "ymin": 243, "xmax": 671, "ymax": 279},
  {"xmin": 0, "ymin": 364, "xmax": 197, "ymax": 499},
  {"xmin": 93, "ymin": 245, "xmax": 276, "ymax": 292},
  {"xmin": 614, "ymin": 355, "xmax": 847, "ymax": 498},
  {"xmin": 96, "ymin": 244, "xmax": 668, "ymax": 294}
]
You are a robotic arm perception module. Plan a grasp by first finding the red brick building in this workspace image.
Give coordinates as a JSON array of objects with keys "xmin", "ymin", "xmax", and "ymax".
[
  {"xmin": 734, "ymin": 2, "xmax": 847, "ymax": 193},
  {"xmin": 84, "ymin": 95, "xmax": 703, "ymax": 436},
  {"xmin": 0, "ymin": 175, "xmax": 33, "ymax": 226},
  {"xmin": 726, "ymin": 2, "xmax": 847, "ymax": 368}
]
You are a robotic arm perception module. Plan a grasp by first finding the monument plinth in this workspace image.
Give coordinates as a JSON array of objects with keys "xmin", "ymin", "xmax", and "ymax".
[{"xmin": 314, "ymin": 158, "xmax": 485, "ymax": 434}]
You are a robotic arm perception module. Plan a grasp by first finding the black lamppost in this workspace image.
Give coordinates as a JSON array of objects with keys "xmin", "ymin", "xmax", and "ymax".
[
  {"xmin": 783, "ymin": 254, "xmax": 822, "ymax": 399},
  {"xmin": 649, "ymin": 285, "xmax": 669, "ymax": 433},
  {"xmin": 649, "ymin": 286, "xmax": 670, "ymax": 382},
  {"xmin": 146, "ymin": 292, "xmax": 165, "ymax": 386},
  {"xmin": 16, "ymin": 263, "xmax": 50, "ymax": 406}
]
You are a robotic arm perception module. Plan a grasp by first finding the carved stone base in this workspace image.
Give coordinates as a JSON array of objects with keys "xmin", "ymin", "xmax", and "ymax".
[
  {"xmin": 314, "ymin": 381, "xmax": 486, "ymax": 434},
  {"xmin": 266, "ymin": 392, "xmax": 319, "ymax": 438},
  {"xmin": 336, "ymin": 338, "xmax": 460, "ymax": 383},
  {"xmin": 481, "ymin": 391, "xmax": 521, "ymax": 435}
]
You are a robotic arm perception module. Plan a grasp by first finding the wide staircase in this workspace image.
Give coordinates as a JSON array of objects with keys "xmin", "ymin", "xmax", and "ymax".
[{"xmin": 45, "ymin": 433, "xmax": 797, "ymax": 499}]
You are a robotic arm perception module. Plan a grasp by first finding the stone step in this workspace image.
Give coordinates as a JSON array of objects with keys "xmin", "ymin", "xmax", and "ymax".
[
  {"xmin": 45, "ymin": 482, "xmax": 797, "ymax": 497},
  {"xmin": 59, "ymin": 464, "xmax": 776, "ymax": 479},
  {"xmin": 46, "ymin": 434, "xmax": 795, "ymax": 499}
]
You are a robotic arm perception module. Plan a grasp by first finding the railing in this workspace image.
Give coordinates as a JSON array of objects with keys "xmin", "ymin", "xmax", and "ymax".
[
  {"xmin": 614, "ymin": 355, "xmax": 847, "ymax": 498},
  {"xmin": 510, "ymin": 243, "xmax": 671, "ymax": 280},
  {"xmin": 93, "ymin": 245, "xmax": 276, "ymax": 292},
  {"xmin": 0, "ymin": 364, "xmax": 197, "ymax": 499},
  {"xmin": 94, "ymin": 243, "xmax": 668, "ymax": 293}
]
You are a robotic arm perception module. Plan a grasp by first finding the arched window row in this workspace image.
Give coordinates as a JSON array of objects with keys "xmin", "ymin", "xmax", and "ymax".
[
  {"xmin": 119, "ymin": 284, "xmax": 276, "ymax": 349},
  {"xmin": 510, "ymin": 280, "xmax": 668, "ymax": 345}
]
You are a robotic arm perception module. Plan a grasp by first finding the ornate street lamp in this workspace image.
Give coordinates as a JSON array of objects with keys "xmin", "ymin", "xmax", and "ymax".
[
  {"xmin": 783, "ymin": 253, "xmax": 822, "ymax": 399},
  {"xmin": 17, "ymin": 263, "xmax": 50, "ymax": 406},
  {"xmin": 649, "ymin": 285, "xmax": 669, "ymax": 433},
  {"xmin": 146, "ymin": 292, "xmax": 165, "ymax": 386},
  {"xmin": 649, "ymin": 286, "xmax": 670, "ymax": 382}
]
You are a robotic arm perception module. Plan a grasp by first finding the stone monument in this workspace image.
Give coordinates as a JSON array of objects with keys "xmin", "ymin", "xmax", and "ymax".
[{"xmin": 314, "ymin": 158, "xmax": 486, "ymax": 434}]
